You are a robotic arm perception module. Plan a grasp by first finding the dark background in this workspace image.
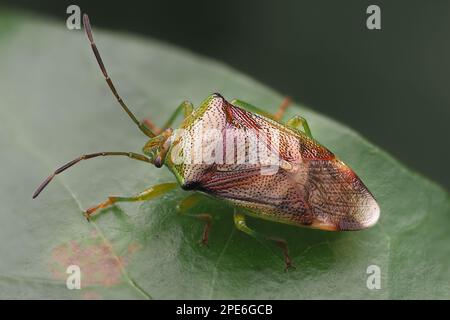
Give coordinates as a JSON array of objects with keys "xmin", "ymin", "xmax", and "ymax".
[{"xmin": 3, "ymin": 0, "xmax": 449, "ymax": 189}]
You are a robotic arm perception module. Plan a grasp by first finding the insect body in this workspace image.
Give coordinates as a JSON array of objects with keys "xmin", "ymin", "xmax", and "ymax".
[
  {"xmin": 33, "ymin": 15, "xmax": 380, "ymax": 270},
  {"xmin": 169, "ymin": 95, "xmax": 379, "ymax": 231}
]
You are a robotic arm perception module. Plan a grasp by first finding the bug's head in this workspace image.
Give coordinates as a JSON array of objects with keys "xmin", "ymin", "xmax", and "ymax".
[{"xmin": 142, "ymin": 128, "xmax": 173, "ymax": 168}]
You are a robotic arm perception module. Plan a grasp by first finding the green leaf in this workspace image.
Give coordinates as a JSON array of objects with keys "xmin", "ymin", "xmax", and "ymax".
[{"xmin": 0, "ymin": 9, "xmax": 448, "ymax": 299}]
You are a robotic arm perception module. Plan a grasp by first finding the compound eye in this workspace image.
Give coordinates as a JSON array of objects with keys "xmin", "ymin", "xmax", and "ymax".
[{"xmin": 154, "ymin": 155, "xmax": 163, "ymax": 168}]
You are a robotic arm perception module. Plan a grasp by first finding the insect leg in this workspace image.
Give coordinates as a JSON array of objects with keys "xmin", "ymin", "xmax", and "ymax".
[
  {"xmin": 286, "ymin": 115, "xmax": 312, "ymax": 138},
  {"xmin": 143, "ymin": 100, "xmax": 194, "ymax": 135},
  {"xmin": 231, "ymin": 97, "xmax": 291, "ymax": 121},
  {"xmin": 273, "ymin": 96, "xmax": 291, "ymax": 121},
  {"xmin": 32, "ymin": 152, "xmax": 153, "ymax": 199},
  {"xmin": 84, "ymin": 182, "xmax": 177, "ymax": 220},
  {"xmin": 177, "ymin": 193, "xmax": 212, "ymax": 246},
  {"xmin": 231, "ymin": 99, "xmax": 274, "ymax": 119},
  {"xmin": 233, "ymin": 211, "xmax": 295, "ymax": 271}
]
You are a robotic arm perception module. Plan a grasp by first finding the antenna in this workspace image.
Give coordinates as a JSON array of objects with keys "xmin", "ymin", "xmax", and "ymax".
[{"xmin": 83, "ymin": 14, "xmax": 154, "ymax": 137}]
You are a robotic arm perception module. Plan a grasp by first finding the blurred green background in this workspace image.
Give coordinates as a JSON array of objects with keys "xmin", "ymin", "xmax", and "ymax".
[{"xmin": 3, "ymin": 0, "xmax": 449, "ymax": 188}]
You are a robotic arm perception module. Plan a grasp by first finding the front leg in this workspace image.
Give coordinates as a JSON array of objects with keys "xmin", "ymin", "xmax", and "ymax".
[
  {"xmin": 143, "ymin": 100, "xmax": 194, "ymax": 134},
  {"xmin": 85, "ymin": 182, "xmax": 178, "ymax": 220},
  {"xmin": 177, "ymin": 193, "xmax": 213, "ymax": 246}
]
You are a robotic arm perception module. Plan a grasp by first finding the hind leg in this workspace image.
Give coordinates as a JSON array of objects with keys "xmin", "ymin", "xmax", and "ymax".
[{"xmin": 233, "ymin": 211, "xmax": 295, "ymax": 271}]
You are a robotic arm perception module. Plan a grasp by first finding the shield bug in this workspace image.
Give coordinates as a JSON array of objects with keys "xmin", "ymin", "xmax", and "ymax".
[{"xmin": 33, "ymin": 14, "xmax": 380, "ymax": 270}]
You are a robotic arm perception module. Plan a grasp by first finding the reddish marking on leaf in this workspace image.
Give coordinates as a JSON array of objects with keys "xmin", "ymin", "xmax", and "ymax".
[
  {"xmin": 82, "ymin": 291, "xmax": 102, "ymax": 300},
  {"xmin": 127, "ymin": 242, "xmax": 142, "ymax": 254},
  {"xmin": 49, "ymin": 238, "xmax": 141, "ymax": 289}
]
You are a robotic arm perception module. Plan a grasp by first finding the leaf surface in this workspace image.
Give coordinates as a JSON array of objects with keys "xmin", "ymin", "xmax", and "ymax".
[{"xmin": 0, "ymin": 10, "xmax": 448, "ymax": 299}]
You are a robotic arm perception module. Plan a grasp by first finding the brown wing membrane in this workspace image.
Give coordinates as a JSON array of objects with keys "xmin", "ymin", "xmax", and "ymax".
[{"xmin": 301, "ymin": 158, "xmax": 379, "ymax": 230}]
